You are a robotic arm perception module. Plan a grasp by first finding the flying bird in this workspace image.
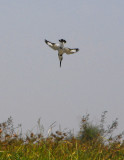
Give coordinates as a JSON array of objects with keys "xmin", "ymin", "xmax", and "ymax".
[{"xmin": 45, "ymin": 39, "xmax": 79, "ymax": 67}]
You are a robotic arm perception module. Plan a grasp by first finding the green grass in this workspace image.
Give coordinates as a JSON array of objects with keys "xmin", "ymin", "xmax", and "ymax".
[
  {"xmin": 0, "ymin": 114, "xmax": 124, "ymax": 160},
  {"xmin": 0, "ymin": 137, "xmax": 124, "ymax": 159}
]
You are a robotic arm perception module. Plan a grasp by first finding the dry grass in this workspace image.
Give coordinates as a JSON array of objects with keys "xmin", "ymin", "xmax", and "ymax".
[{"xmin": 0, "ymin": 114, "xmax": 123, "ymax": 160}]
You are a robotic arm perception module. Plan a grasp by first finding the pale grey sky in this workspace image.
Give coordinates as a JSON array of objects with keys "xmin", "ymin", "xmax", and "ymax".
[{"xmin": 0, "ymin": 0, "xmax": 124, "ymax": 134}]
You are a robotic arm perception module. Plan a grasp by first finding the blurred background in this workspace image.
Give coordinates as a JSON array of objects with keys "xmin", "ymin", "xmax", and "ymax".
[{"xmin": 0, "ymin": 0, "xmax": 124, "ymax": 134}]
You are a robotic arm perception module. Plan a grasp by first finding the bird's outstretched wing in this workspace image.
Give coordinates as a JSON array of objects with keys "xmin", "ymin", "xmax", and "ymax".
[
  {"xmin": 64, "ymin": 48, "xmax": 79, "ymax": 55},
  {"xmin": 45, "ymin": 39, "xmax": 60, "ymax": 50}
]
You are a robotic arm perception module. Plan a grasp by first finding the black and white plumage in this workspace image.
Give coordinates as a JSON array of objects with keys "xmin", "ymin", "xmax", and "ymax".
[{"xmin": 45, "ymin": 39, "xmax": 79, "ymax": 67}]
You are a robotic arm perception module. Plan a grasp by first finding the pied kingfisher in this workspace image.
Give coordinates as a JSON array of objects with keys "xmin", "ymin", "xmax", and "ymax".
[{"xmin": 45, "ymin": 39, "xmax": 79, "ymax": 67}]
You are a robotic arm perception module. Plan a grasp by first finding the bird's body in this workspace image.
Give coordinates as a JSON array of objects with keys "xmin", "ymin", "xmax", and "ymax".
[{"xmin": 45, "ymin": 39, "xmax": 79, "ymax": 67}]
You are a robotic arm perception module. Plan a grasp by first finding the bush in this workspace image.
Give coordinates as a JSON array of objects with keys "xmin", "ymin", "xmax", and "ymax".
[{"xmin": 78, "ymin": 111, "xmax": 124, "ymax": 144}]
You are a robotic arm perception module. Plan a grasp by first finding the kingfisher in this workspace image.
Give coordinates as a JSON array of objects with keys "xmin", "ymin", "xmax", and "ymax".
[{"xmin": 45, "ymin": 39, "xmax": 79, "ymax": 67}]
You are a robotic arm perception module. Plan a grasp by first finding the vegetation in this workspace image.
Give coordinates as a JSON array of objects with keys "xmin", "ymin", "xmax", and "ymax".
[{"xmin": 0, "ymin": 112, "xmax": 124, "ymax": 160}]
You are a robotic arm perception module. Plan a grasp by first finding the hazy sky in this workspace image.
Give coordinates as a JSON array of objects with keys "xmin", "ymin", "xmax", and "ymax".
[{"xmin": 0, "ymin": 0, "xmax": 124, "ymax": 134}]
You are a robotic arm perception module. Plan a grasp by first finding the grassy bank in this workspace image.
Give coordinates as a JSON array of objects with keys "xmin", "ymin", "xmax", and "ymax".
[{"xmin": 0, "ymin": 112, "xmax": 124, "ymax": 160}]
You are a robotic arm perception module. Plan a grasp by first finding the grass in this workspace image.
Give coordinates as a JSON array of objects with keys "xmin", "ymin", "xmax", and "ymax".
[
  {"xmin": 0, "ymin": 113, "xmax": 124, "ymax": 160},
  {"xmin": 0, "ymin": 138, "xmax": 124, "ymax": 159}
]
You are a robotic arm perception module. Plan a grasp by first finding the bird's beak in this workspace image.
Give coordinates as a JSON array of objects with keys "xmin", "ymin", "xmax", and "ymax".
[{"xmin": 60, "ymin": 61, "xmax": 61, "ymax": 67}]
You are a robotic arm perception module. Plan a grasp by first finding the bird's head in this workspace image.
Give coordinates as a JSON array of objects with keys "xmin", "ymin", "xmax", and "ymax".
[{"xmin": 59, "ymin": 39, "xmax": 66, "ymax": 44}]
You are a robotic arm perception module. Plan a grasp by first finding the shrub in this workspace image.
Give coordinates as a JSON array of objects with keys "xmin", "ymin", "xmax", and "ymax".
[{"xmin": 78, "ymin": 111, "xmax": 124, "ymax": 144}]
